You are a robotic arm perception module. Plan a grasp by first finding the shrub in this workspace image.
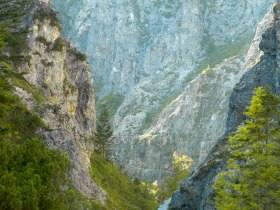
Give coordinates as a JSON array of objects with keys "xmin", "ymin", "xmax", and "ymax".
[
  {"xmin": 74, "ymin": 51, "xmax": 87, "ymax": 61},
  {"xmin": 36, "ymin": 36, "xmax": 49, "ymax": 46},
  {"xmin": 53, "ymin": 37, "xmax": 65, "ymax": 52}
]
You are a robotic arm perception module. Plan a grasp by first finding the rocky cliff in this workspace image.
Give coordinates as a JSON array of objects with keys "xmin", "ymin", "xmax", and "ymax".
[
  {"xmin": 51, "ymin": 0, "xmax": 276, "ymax": 182},
  {"xmin": 169, "ymin": 2, "xmax": 280, "ymax": 209},
  {"xmin": 2, "ymin": 0, "xmax": 105, "ymax": 201}
]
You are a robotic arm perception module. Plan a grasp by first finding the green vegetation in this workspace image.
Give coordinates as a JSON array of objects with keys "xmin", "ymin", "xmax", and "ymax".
[
  {"xmin": 184, "ymin": 34, "xmax": 253, "ymax": 86},
  {"xmin": 0, "ymin": 2, "xmax": 104, "ymax": 209},
  {"xmin": 0, "ymin": 62, "xmax": 100, "ymax": 209},
  {"xmin": 41, "ymin": 59, "xmax": 54, "ymax": 67},
  {"xmin": 36, "ymin": 36, "xmax": 49, "ymax": 46},
  {"xmin": 33, "ymin": 7, "xmax": 61, "ymax": 29},
  {"xmin": 97, "ymin": 92, "xmax": 125, "ymax": 118},
  {"xmin": 93, "ymin": 105, "xmax": 113, "ymax": 159},
  {"xmin": 0, "ymin": 64, "xmax": 45, "ymax": 139},
  {"xmin": 67, "ymin": 47, "xmax": 88, "ymax": 61},
  {"xmin": 145, "ymin": 152, "xmax": 192, "ymax": 202},
  {"xmin": 92, "ymin": 105, "xmax": 175, "ymax": 208},
  {"xmin": 201, "ymin": 65, "xmax": 212, "ymax": 75},
  {"xmin": 142, "ymin": 92, "xmax": 180, "ymax": 131},
  {"xmin": 0, "ymin": 137, "xmax": 69, "ymax": 210},
  {"xmin": 0, "ymin": 136, "xmax": 104, "ymax": 209},
  {"xmin": 1, "ymin": 1, "xmax": 192, "ymax": 209},
  {"xmin": 90, "ymin": 152, "xmax": 158, "ymax": 210},
  {"xmin": 0, "ymin": 0, "xmax": 29, "ymax": 65},
  {"xmin": 0, "ymin": 0, "xmax": 46, "ymax": 105},
  {"xmin": 53, "ymin": 37, "xmax": 65, "ymax": 52},
  {"xmin": 74, "ymin": 50, "xmax": 87, "ymax": 61},
  {"xmin": 37, "ymin": 35, "xmax": 65, "ymax": 53},
  {"xmin": 214, "ymin": 87, "xmax": 280, "ymax": 210},
  {"xmin": 199, "ymin": 34, "xmax": 253, "ymax": 72},
  {"xmin": 11, "ymin": 75, "xmax": 46, "ymax": 102}
]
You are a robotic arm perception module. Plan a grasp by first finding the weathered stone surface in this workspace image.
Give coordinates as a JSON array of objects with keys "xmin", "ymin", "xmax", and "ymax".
[
  {"xmin": 13, "ymin": 0, "xmax": 106, "ymax": 201},
  {"xmin": 52, "ymin": 0, "xmax": 274, "ymax": 96},
  {"xmin": 52, "ymin": 0, "xmax": 275, "ymax": 181},
  {"xmin": 169, "ymin": 3, "xmax": 280, "ymax": 209},
  {"xmin": 114, "ymin": 56, "xmax": 246, "ymax": 181}
]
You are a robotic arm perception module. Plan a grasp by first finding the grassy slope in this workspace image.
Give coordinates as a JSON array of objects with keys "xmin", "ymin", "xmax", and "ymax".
[
  {"xmin": 96, "ymin": 92, "xmax": 125, "ymax": 118},
  {"xmin": 91, "ymin": 153, "xmax": 158, "ymax": 210}
]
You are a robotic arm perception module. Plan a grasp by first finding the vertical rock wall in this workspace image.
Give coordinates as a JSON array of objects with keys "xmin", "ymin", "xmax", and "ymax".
[{"xmin": 13, "ymin": 0, "xmax": 106, "ymax": 201}]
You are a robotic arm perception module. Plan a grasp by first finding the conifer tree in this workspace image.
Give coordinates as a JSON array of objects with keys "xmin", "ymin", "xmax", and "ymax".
[
  {"xmin": 93, "ymin": 105, "xmax": 113, "ymax": 159},
  {"xmin": 214, "ymin": 87, "xmax": 280, "ymax": 210}
]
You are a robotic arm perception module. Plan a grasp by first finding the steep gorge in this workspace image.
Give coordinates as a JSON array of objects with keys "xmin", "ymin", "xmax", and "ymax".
[
  {"xmin": 1, "ymin": 0, "xmax": 279, "ymax": 209},
  {"xmin": 51, "ymin": 0, "xmax": 276, "ymax": 183}
]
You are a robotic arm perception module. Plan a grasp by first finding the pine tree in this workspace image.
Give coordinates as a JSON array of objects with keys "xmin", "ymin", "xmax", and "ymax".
[
  {"xmin": 214, "ymin": 87, "xmax": 280, "ymax": 210},
  {"xmin": 93, "ymin": 105, "xmax": 113, "ymax": 159}
]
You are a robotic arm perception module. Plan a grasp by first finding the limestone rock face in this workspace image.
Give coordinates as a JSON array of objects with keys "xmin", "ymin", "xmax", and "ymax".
[
  {"xmin": 52, "ymin": 0, "xmax": 274, "ymax": 95},
  {"xmin": 51, "ymin": 0, "xmax": 276, "ymax": 181},
  {"xmin": 124, "ymin": 56, "xmax": 246, "ymax": 181},
  {"xmin": 14, "ymin": 0, "xmax": 106, "ymax": 201},
  {"xmin": 169, "ymin": 3, "xmax": 280, "ymax": 210}
]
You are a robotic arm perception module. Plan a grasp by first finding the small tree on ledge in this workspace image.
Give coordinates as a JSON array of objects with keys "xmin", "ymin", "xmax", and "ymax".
[{"xmin": 93, "ymin": 104, "xmax": 113, "ymax": 159}]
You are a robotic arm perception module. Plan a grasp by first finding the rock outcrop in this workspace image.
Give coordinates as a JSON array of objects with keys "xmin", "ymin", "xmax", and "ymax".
[
  {"xmin": 7, "ymin": 0, "xmax": 106, "ymax": 201},
  {"xmin": 52, "ymin": 0, "xmax": 276, "ymax": 181},
  {"xmin": 169, "ymin": 2, "xmax": 280, "ymax": 209}
]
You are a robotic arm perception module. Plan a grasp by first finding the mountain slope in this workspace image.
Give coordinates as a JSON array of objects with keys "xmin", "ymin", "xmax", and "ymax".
[
  {"xmin": 0, "ymin": 0, "xmax": 105, "ymax": 201},
  {"xmin": 1, "ymin": 1, "xmax": 162, "ymax": 209},
  {"xmin": 51, "ymin": 0, "xmax": 276, "ymax": 182},
  {"xmin": 169, "ymin": 3, "xmax": 280, "ymax": 209}
]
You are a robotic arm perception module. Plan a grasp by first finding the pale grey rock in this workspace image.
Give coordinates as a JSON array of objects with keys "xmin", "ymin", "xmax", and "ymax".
[
  {"xmin": 115, "ymin": 56, "xmax": 246, "ymax": 181},
  {"xmin": 14, "ymin": 1, "xmax": 106, "ymax": 201},
  {"xmin": 110, "ymin": 1, "xmax": 275, "ymax": 181},
  {"xmin": 52, "ymin": 0, "xmax": 202, "ymax": 98},
  {"xmin": 52, "ymin": 0, "xmax": 276, "ymax": 181},
  {"xmin": 245, "ymin": 9, "xmax": 274, "ymax": 70},
  {"xmin": 52, "ymin": 0, "xmax": 275, "ymax": 96}
]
